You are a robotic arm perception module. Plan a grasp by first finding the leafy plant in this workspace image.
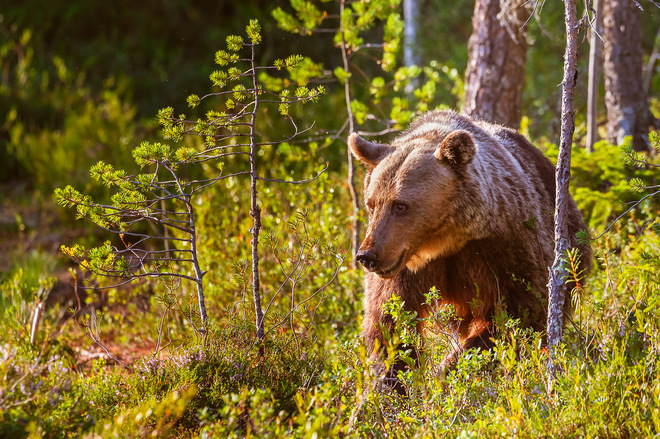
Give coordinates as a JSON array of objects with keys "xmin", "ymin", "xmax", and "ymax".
[
  {"xmin": 55, "ymin": 20, "xmax": 327, "ymax": 343},
  {"xmin": 273, "ymin": 0, "xmax": 464, "ymax": 266},
  {"xmin": 547, "ymin": 137, "xmax": 660, "ymax": 231}
]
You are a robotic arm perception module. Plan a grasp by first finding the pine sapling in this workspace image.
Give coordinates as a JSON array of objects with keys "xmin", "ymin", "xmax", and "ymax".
[{"xmin": 56, "ymin": 19, "xmax": 326, "ymax": 347}]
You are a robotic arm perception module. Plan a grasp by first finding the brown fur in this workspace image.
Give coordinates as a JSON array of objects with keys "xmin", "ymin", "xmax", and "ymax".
[{"xmin": 349, "ymin": 110, "xmax": 591, "ymax": 384}]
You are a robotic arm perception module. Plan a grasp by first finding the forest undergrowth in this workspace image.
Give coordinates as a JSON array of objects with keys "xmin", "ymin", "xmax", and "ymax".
[
  {"xmin": 1, "ymin": 4, "xmax": 660, "ymax": 437},
  {"xmin": 1, "ymin": 131, "xmax": 659, "ymax": 437}
]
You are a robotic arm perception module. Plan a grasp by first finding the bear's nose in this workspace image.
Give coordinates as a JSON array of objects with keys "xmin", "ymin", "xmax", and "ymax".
[{"xmin": 356, "ymin": 249, "xmax": 379, "ymax": 271}]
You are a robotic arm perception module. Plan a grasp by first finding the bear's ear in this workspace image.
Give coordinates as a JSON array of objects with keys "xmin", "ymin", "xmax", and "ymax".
[
  {"xmin": 434, "ymin": 130, "xmax": 476, "ymax": 167},
  {"xmin": 348, "ymin": 133, "xmax": 394, "ymax": 168}
]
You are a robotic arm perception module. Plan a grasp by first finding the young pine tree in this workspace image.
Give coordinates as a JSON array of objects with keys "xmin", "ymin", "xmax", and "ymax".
[{"xmin": 56, "ymin": 20, "xmax": 325, "ymax": 343}]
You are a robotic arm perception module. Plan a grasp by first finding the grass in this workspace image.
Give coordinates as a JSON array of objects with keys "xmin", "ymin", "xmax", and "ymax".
[{"xmin": 1, "ymin": 141, "xmax": 659, "ymax": 438}]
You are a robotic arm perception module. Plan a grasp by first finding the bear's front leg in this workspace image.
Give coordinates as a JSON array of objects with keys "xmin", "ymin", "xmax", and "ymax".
[
  {"xmin": 438, "ymin": 316, "xmax": 494, "ymax": 370},
  {"xmin": 362, "ymin": 286, "xmax": 424, "ymax": 395}
]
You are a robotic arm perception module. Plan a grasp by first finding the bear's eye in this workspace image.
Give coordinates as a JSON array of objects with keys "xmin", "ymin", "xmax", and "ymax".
[
  {"xmin": 393, "ymin": 202, "xmax": 408, "ymax": 213},
  {"xmin": 366, "ymin": 203, "xmax": 374, "ymax": 214}
]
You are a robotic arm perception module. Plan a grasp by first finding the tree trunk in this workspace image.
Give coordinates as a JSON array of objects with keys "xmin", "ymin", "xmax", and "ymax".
[
  {"xmin": 464, "ymin": 0, "xmax": 529, "ymax": 129},
  {"xmin": 644, "ymin": 27, "xmax": 660, "ymax": 116},
  {"xmin": 340, "ymin": 0, "xmax": 361, "ymax": 269},
  {"xmin": 602, "ymin": 0, "xmax": 652, "ymax": 152},
  {"xmin": 403, "ymin": 0, "xmax": 421, "ymax": 94},
  {"xmin": 547, "ymin": 0, "xmax": 579, "ymax": 376},
  {"xmin": 403, "ymin": 0, "xmax": 421, "ymax": 68},
  {"xmin": 586, "ymin": 0, "xmax": 602, "ymax": 153},
  {"xmin": 249, "ymin": 43, "xmax": 265, "ymax": 343}
]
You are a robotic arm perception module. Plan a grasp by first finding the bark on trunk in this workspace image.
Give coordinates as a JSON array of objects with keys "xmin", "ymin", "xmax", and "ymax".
[
  {"xmin": 464, "ymin": 0, "xmax": 529, "ymax": 129},
  {"xmin": 602, "ymin": 0, "xmax": 652, "ymax": 152},
  {"xmin": 404, "ymin": 0, "xmax": 421, "ymax": 94},
  {"xmin": 547, "ymin": 0, "xmax": 579, "ymax": 376},
  {"xmin": 586, "ymin": 0, "xmax": 602, "ymax": 153},
  {"xmin": 249, "ymin": 43, "xmax": 265, "ymax": 342},
  {"xmin": 340, "ymin": 0, "xmax": 361, "ymax": 269},
  {"xmin": 403, "ymin": 0, "xmax": 421, "ymax": 69},
  {"xmin": 645, "ymin": 28, "xmax": 660, "ymax": 116}
]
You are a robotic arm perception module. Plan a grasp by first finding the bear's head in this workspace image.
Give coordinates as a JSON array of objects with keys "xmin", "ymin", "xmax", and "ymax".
[{"xmin": 349, "ymin": 129, "xmax": 477, "ymax": 278}]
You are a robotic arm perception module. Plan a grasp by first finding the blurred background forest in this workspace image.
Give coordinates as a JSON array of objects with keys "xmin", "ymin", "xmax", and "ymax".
[{"xmin": 1, "ymin": 0, "xmax": 659, "ymax": 437}]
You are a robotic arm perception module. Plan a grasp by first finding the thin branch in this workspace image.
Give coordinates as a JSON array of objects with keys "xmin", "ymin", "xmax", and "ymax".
[
  {"xmin": 86, "ymin": 310, "xmax": 131, "ymax": 369},
  {"xmin": 357, "ymin": 127, "xmax": 400, "ymax": 137},
  {"xmin": 254, "ymin": 119, "xmax": 317, "ymax": 147},
  {"xmin": 262, "ymin": 253, "xmax": 345, "ymax": 340},
  {"xmin": 591, "ymin": 190, "xmax": 660, "ymax": 240},
  {"xmin": 76, "ymin": 271, "xmax": 203, "ymax": 288},
  {"xmin": 256, "ymin": 163, "xmax": 328, "ymax": 185}
]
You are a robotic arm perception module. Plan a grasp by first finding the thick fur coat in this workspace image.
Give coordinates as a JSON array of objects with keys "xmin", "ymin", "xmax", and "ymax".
[{"xmin": 349, "ymin": 110, "xmax": 591, "ymax": 373}]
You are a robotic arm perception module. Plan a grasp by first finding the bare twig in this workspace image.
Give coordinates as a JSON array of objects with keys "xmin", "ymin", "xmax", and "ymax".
[
  {"xmin": 85, "ymin": 309, "xmax": 131, "ymax": 369},
  {"xmin": 591, "ymin": 190, "xmax": 660, "ymax": 240}
]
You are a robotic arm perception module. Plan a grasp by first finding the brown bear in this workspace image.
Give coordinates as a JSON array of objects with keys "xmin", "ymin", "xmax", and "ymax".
[{"xmin": 349, "ymin": 110, "xmax": 591, "ymax": 388}]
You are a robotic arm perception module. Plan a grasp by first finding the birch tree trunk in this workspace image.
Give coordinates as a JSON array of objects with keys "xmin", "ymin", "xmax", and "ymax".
[
  {"xmin": 403, "ymin": 0, "xmax": 421, "ymax": 68},
  {"xmin": 547, "ymin": 0, "xmax": 579, "ymax": 376},
  {"xmin": 644, "ymin": 28, "xmax": 660, "ymax": 119},
  {"xmin": 586, "ymin": 0, "xmax": 602, "ymax": 153},
  {"xmin": 464, "ymin": 0, "xmax": 529, "ymax": 129},
  {"xmin": 403, "ymin": 0, "xmax": 421, "ymax": 94}
]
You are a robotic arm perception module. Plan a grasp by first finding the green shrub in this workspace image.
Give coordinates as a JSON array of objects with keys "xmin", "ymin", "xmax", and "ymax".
[
  {"xmin": 545, "ymin": 139, "xmax": 659, "ymax": 231},
  {"xmin": 82, "ymin": 317, "xmax": 324, "ymax": 434}
]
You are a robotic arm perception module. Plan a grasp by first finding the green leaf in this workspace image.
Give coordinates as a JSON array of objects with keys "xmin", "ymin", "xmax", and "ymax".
[
  {"xmin": 287, "ymin": 57, "xmax": 323, "ymax": 86},
  {"xmin": 258, "ymin": 71, "xmax": 286, "ymax": 92},
  {"xmin": 132, "ymin": 141, "xmax": 172, "ymax": 168},
  {"xmin": 90, "ymin": 161, "xmax": 127, "ymax": 187},
  {"xmin": 333, "ymin": 67, "xmax": 351, "ymax": 85},
  {"xmin": 232, "ymin": 84, "xmax": 248, "ymax": 101},
  {"xmin": 291, "ymin": 0, "xmax": 325, "ymax": 30},
  {"xmin": 214, "ymin": 50, "xmax": 238, "ymax": 66},
  {"xmin": 246, "ymin": 19, "xmax": 262, "ymax": 44},
  {"xmin": 175, "ymin": 146, "xmax": 199, "ymax": 163},
  {"xmin": 335, "ymin": 9, "xmax": 363, "ymax": 50},
  {"xmin": 227, "ymin": 67, "xmax": 242, "ymax": 81},
  {"xmin": 226, "ymin": 35, "xmax": 244, "ymax": 52},
  {"xmin": 274, "ymin": 54, "xmax": 304, "ymax": 71},
  {"xmin": 278, "ymin": 89, "xmax": 291, "ymax": 115},
  {"xmin": 210, "ymin": 70, "xmax": 228, "ymax": 88},
  {"xmin": 272, "ymin": 7, "xmax": 304, "ymax": 34},
  {"xmin": 369, "ymin": 76, "xmax": 386, "ymax": 102},
  {"xmin": 629, "ymin": 177, "xmax": 645, "ymax": 193},
  {"xmin": 272, "ymin": 1, "xmax": 326, "ymax": 35},
  {"xmin": 187, "ymin": 94, "xmax": 200, "ymax": 108},
  {"xmin": 382, "ymin": 12, "xmax": 404, "ymax": 72},
  {"xmin": 350, "ymin": 100, "xmax": 369, "ymax": 125},
  {"xmin": 390, "ymin": 97, "xmax": 413, "ymax": 128},
  {"xmin": 157, "ymin": 107, "xmax": 186, "ymax": 142},
  {"xmin": 55, "ymin": 185, "xmax": 85, "ymax": 209}
]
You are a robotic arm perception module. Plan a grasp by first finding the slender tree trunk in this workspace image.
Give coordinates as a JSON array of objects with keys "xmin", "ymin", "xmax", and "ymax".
[
  {"xmin": 340, "ymin": 0, "xmax": 361, "ymax": 269},
  {"xmin": 644, "ymin": 27, "xmax": 660, "ymax": 114},
  {"xmin": 602, "ymin": 0, "xmax": 652, "ymax": 152},
  {"xmin": 464, "ymin": 0, "xmax": 529, "ymax": 129},
  {"xmin": 547, "ymin": 0, "xmax": 579, "ymax": 376},
  {"xmin": 249, "ymin": 43, "xmax": 265, "ymax": 342},
  {"xmin": 586, "ymin": 0, "xmax": 602, "ymax": 153},
  {"xmin": 188, "ymin": 201, "xmax": 208, "ymax": 334},
  {"xmin": 403, "ymin": 0, "xmax": 421, "ymax": 68},
  {"xmin": 403, "ymin": 0, "xmax": 421, "ymax": 94}
]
